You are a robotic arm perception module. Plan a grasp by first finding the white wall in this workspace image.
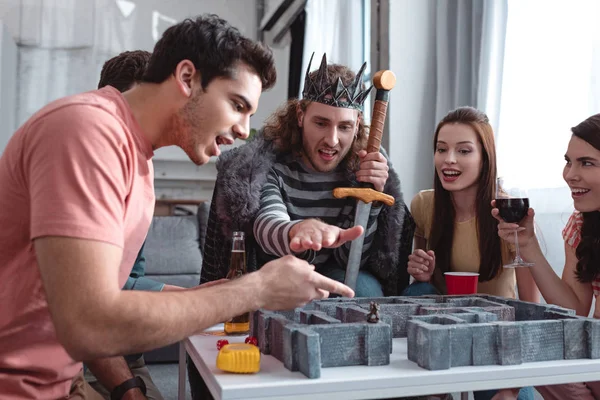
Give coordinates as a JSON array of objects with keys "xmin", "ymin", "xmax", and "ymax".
[
  {"xmin": 0, "ymin": 1, "xmax": 19, "ymax": 42},
  {"xmin": 0, "ymin": 0, "xmax": 289, "ymax": 201},
  {"xmin": 0, "ymin": 21, "xmax": 17, "ymax": 157},
  {"xmin": 387, "ymin": 0, "xmax": 437, "ymax": 203}
]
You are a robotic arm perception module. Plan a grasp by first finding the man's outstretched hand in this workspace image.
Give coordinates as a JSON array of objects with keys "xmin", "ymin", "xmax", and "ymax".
[
  {"xmin": 254, "ymin": 255, "xmax": 355, "ymax": 309},
  {"xmin": 289, "ymin": 219, "xmax": 364, "ymax": 253}
]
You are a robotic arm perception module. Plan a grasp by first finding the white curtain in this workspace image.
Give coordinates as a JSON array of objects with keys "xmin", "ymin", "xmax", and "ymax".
[
  {"xmin": 300, "ymin": 0, "xmax": 366, "ymax": 99},
  {"xmin": 477, "ymin": 0, "xmax": 508, "ymax": 134},
  {"xmin": 434, "ymin": 0, "xmax": 508, "ymax": 131},
  {"xmin": 4, "ymin": 0, "xmax": 253, "ymax": 128},
  {"xmin": 496, "ymin": 0, "xmax": 600, "ymax": 277},
  {"xmin": 9, "ymin": 0, "xmax": 155, "ymax": 126}
]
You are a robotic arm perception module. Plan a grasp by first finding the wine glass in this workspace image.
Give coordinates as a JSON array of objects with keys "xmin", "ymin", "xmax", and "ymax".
[{"xmin": 495, "ymin": 177, "xmax": 534, "ymax": 268}]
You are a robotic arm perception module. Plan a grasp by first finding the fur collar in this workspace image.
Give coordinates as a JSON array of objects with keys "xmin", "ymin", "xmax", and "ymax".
[{"xmin": 212, "ymin": 134, "xmax": 411, "ymax": 295}]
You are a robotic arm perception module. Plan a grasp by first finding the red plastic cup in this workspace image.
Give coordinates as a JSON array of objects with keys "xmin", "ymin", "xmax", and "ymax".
[{"xmin": 444, "ymin": 272, "xmax": 479, "ymax": 295}]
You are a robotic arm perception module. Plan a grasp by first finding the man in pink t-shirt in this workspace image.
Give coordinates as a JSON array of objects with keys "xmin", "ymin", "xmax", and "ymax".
[{"xmin": 0, "ymin": 14, "xmax": 355, "ymax": 399}]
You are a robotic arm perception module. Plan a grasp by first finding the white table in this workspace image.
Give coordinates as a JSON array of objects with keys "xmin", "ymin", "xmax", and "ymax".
[{"xmin": 179, "ymin": 324, "xmax": 600, "ymax": 400}]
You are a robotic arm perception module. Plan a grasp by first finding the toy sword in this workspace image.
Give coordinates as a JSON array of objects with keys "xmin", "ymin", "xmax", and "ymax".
[{"xmin": 332, "ymin": 70, "xmax": 396, "ymax": 291}]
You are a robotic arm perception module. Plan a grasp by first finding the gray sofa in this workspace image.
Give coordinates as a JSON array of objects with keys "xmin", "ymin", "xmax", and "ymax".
[{"xmin": 141, "ymin": 202, "xmax": 210, "ymax": 362}]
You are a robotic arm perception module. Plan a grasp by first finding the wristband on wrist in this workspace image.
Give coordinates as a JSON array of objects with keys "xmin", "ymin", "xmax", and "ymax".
[{"xmin": 110, "ymin": 376, "xmax": 146, "ymax": 400}]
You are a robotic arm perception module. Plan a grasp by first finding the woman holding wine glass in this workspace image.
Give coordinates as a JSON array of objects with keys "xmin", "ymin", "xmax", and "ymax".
[
  {"xmin": 493, "ymin": 113, "xmax": 600, "ymax": 399},
  {"xmin": 405, "ymin": 106, "xmax": 538, "ymax": 400},
  {"xmin": 495, "ymin": 177, "xmax": 533, "ymax": 268},
  {"xmin": 406, "ymin": 107, "xmax": 538, "ymax": 302}
]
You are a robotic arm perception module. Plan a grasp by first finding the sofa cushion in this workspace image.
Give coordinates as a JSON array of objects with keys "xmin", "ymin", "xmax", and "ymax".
[{"xmin": 144, "ymin": 215, "xmax": 202, "ymax": 276}]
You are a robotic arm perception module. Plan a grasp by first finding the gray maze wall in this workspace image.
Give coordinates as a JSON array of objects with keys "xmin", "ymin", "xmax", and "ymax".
[{"xmin": 250, "ymin": 295, "xmax": 600, "ymax": 378}]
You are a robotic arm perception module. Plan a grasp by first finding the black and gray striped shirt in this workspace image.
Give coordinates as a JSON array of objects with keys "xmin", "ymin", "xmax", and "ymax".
[{"xmin": 253, "ymin": 155, "xmax": 381, "ymax": 270}]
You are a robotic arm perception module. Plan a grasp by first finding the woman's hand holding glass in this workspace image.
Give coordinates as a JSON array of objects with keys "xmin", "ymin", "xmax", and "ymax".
[
  {"xmin": 492, "ymin": 177, "xmax": 535, "ymax": 267},
  {"xmin": 492, "ymin": 201, "xmax": 536, "ymax": 247}
]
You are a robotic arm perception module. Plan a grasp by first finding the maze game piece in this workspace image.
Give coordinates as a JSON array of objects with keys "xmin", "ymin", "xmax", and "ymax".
[{"xmin": 249, "ymin": 295, "xmax": 600, "ymax": 378}]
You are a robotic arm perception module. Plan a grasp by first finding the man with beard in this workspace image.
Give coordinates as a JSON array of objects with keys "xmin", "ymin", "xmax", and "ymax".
[
  {"xmin": 191, "ymin": 54, "xmax": 413, "ymax": 399},
  {"xmin": 0, "ymin": 16, "xmax": 355, "ymax": 399}
]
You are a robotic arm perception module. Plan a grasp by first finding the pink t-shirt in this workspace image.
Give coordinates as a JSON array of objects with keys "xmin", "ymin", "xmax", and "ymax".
[{"xmin": 0, "ymin": 87, "xmax": 155, "ymax": 399}]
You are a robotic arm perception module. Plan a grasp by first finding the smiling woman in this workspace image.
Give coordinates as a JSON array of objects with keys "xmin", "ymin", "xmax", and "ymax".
[
  {"xmin": 494, "ymin": 0, "xmax": 600, "ymax": 281},
  {"xmin": 563, "ymin": 134, "xmax": 600, "ymax": 214},
  {"xmin": 492, "ymin": 113, "xmax": 600, "ymax": 399},
  {"xmin": 405, "ymin": 106, "xmax": 539, "ymax": 400},
  {"xmin": 406, "ymin": 106, "xmax": 538, "ymax": 299},
  {"xmin": 434, "ymin": 123, "xmax": 483, "ymax": 192}
]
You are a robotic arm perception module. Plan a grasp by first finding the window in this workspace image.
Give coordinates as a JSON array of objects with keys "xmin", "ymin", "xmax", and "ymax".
[
  {"xmin": 496, "ymin": 0, "xmax": 600, "ymax": 279},
  {"xmin": 497, "ymin": 0, "xmax": 600, "ymax": 189},
  {"xmin": 301, "ymin": 0, "xmax": 370, "ymax": 110}
]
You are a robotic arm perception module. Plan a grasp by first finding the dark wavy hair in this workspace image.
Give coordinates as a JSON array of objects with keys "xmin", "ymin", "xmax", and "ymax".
[
  {"xmin": 143, "ymin": 14, "xmax": 276, "ymax": 91},
  {"xmin": 262, "ymin": 64, "xmax": 368, "ymax": 173},
  {"xmin": 98, "ymin": 50, "xmax": 151, "ymax": 92},
  {"xmin": 429, "ymin": 106, "xmax": 503, "ymax": 284},
  {"xmin": 571, "ymin": 113, "xmax": 600, "ymax": 283}
]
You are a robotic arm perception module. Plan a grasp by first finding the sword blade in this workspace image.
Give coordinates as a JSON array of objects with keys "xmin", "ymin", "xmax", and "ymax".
[{"xmin": 344, "ymin": 200, "xmax": 372, "ymax": 291}]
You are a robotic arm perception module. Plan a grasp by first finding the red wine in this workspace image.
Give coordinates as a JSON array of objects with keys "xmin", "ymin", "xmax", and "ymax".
[{"xmin": 496, "ymin": 198, "xmax": 529, "ymax": 223}]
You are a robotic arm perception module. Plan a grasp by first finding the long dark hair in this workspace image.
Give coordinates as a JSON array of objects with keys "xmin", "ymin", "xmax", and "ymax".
[
  {"xmin": 571, "ymin": 113, "xmax": 600, "ymax": 283},
  {"xmin": 429, "ymin": 106, "xmax": 503, "ymax": 283}
]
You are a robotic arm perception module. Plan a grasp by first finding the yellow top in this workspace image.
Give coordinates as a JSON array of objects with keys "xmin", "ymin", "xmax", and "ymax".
[{"xmin": 411, "ymin": 190, "xmax": 516, "ymax": 298}]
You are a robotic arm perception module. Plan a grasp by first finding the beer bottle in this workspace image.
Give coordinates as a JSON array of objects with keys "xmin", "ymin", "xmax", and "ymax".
[{"xmin": 224, "ymin": 231, "xmax": 250, "ymax": 334}]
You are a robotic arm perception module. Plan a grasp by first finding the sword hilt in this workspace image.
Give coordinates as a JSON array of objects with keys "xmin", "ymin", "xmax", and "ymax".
[
  {"xmin": 367, "ymin": 70, "xmax": 396, "ymax": 154},
  {"xmin": 333, "ymin": 187, "xmax": 395, "ymax": 206}
]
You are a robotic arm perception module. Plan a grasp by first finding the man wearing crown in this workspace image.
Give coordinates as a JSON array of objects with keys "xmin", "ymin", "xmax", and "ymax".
[
  {"xmin": 189, "ymin": 52, "xmax": 414, "ymax": 399},
  {"xmin": 200, "ymin": 52, "xmax": 413, "ymax": 295}
]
